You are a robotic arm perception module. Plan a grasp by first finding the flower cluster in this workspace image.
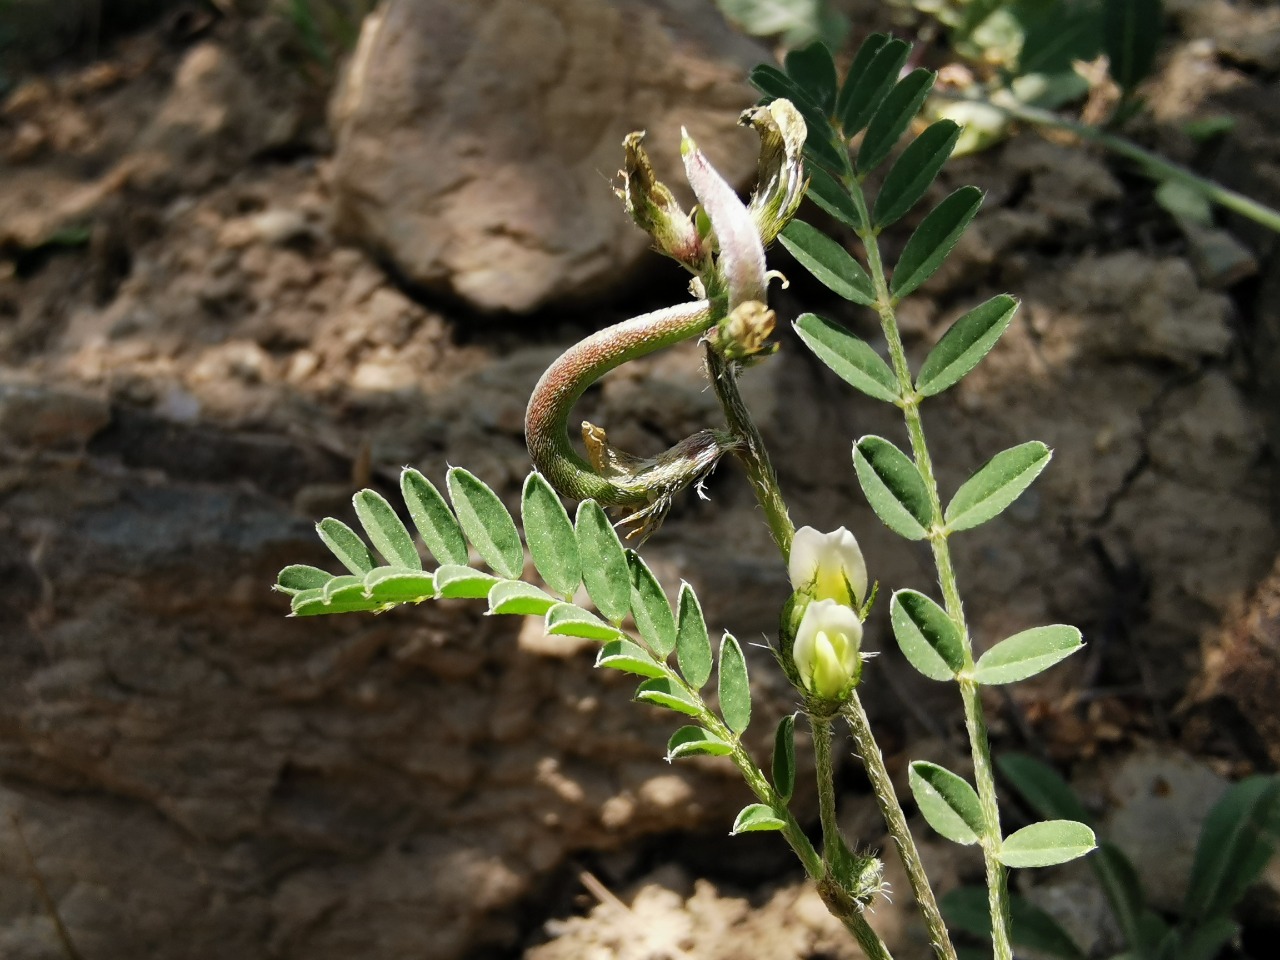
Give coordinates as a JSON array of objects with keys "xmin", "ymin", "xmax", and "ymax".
[{"xmin": 787, "ymin": 526, "xmax": 869, "ymax": 701}]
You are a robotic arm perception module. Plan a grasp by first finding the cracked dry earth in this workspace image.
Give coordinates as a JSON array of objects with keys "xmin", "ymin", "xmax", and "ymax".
[{"xmin": 2, "ymin": 10, "xmax": 1279, "ymax": 960}]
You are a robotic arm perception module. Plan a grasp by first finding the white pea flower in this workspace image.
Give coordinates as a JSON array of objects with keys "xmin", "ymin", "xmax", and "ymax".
[
  {"xmin": 794, "ymin": 599, "xmax": 863, "ymax": 698},
  {"xmin": 788, "ymin": 526, "xmax": 867, "ymax": 608}
]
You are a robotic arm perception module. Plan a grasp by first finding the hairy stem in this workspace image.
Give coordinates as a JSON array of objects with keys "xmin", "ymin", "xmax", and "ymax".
[
  {"xmin": 844, "ymin": 697, "xmax": 959, "ymax": 960},
  {"xmin": 812, "ymin": 715, "xmax": 843, "ymax": 865},
  {"xmin": 705, "ymin": 346, "xmax": 795, "ymax": 556},
  {"xmin": 848, "ymin": 179, "xmax": 1012, "ymax": 960}
]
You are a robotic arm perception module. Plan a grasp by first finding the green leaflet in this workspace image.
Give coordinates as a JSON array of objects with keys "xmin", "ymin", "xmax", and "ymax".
[
  {"xmin": 891, "ymin": 186, "xmax": 983, "ymax": 299},
  {"xmin": 316, "ymin": 517, "xmax": 374, "ymax": 576},
  {"xmin": 916, "ymin": 294, "xmax": 1019, "ymax": 397},
  {"xmin": 999, "ymin": 819, "xmax": 1096, "ymax": 868},
  {"xmin": 890, "ymin": 589, "xmax": 965, "ymax": 681},
  {"xmin": 793, "ymin": 313, "xmax": 899, "ymax": 404},
  {"xmin": 873, "ymin": 120, "xmax": 962, "ymax": 228},
  {"xmin": 628, "ymin": 551, "xmax": 677, "ymax": 657},
  {"xmin": 853, "ymin": 436, "xmax": 932, "ymax": 540},
  {"xmin": 521, "ymin": 472, "xmax": 581, "ymax": 598},
  {"xmin": 353, "ymin": 488, "xmax": 421, "ymax": 569},
  {"xmin": 973, "ymin": 625, "xmax": 1084, "ymax": 685},
  {"xmin": 946, "ymin": 441, "xmax": 1052, "ymax": 533},
  {"xmin": 401, "ymin": 468, "xmax": 468, "ymax": 566},
  {"xmin": 731, "ymin": 802, "xmax": 786, "ymax": 835},
  {"xmin": 575, "ymin": 500, "xmax": 630, "ymax": 625},
  {"xmin": 717, "ymin": 633, "xmax": 751, "ymax": 734},
  {"xmin": 447, "ymin": 467, "xmax": 524, "ymax": 580},
  {"xmin": 675, "ymin": 582, "xmax": 713, "ymax": 689},
  {"xmin": 780, "ymin": 220, "xmax": 876, "ymax": 306},
  {"xmin": 857, "ymin": 68, "xmax": 936, "ymax": 174},
  {"xmin": 838, "ymin": 35, "xmax": 910, "ymax": 137},
  {"xmin": 772, "ymin": 713, "xmax": 797, "ymax": 803},
  {"xmin": 909, "ymin": 760, "xmax": 986, "ymax": 845},
  {"xmin": 667, "ymin": 725, "xmax": 733, "ymax": 760}
]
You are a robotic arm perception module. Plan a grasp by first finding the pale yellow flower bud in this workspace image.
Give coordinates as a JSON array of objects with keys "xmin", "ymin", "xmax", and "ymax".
[
  {"xmin": 793, "ymin": 599, "xmax": 863, "ymax": 698},
  {"xmin": 788, "ymin": 526, "xmax": 867, "ymax": 608}
]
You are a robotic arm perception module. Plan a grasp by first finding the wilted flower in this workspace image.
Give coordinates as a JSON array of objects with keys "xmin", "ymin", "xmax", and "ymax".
[
  {"xmin": 793, "ymin": 599, "xmax": 863, "ymax": 699},
  {"xmin": 788, "ymin": 526, "xmax": 867, "ymax": 608}
]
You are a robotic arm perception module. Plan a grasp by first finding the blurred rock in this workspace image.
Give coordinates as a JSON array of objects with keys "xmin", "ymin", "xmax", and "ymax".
[
  {"xmin": 328, "ymin": 0, "xmax": 765, "ymax": 312},
  {"xmin": 0, "ymin": 373, "xmax": 110, "ymax": 449}
]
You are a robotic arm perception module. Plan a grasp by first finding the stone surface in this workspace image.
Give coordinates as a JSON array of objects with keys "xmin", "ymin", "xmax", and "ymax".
[{"xmin": 328, "ymin": 0, "xmax": 766, "ymax": 312}]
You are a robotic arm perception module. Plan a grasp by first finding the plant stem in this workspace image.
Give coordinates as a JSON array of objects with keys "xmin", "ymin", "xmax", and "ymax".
[
  {"xmin": 705, "ymin": 346, "xmax": 795, "ymax": 558},
  {"xmin": 847, "ymin": 179, "xmax": 1013, "ymax": 960},
  {"xmin": 844, "ymin": 696, "xmax": 959, "ymax": 960},
  {"xmin": 955, "ymin": 92, "xmax": 1280, "ymax": 235},
  {"xmin": 812, "ymin": 715, "xmax": 843, "ymax": 865}
]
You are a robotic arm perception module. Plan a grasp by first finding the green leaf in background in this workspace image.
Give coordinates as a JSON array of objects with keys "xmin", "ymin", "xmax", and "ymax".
[
  {"xmin": 628, "ymin": 551, "xmax": 678, "ymax": 657},
  {"xmin": 276, "ymin": 564, "xmax": 334, "ymax": 596},
  {"xmin": 634, "ymin": 676, "xmax": 703, "ymax": 718},
  {"xmin": 675, "ymin": 582, "xmax": 713, "ymax": 689},
  {"xmin": 486, "ymin": 580, "xmax": 557, "ymax": 616},
  {"xmin": 915, "ymin": 294, "xmax": 1019, "ymax": 397},
  {"xmin": 545, "ymin": 602, "xmax": 627, "ymax": 642},
  {"xmin": 891, "ymin": 186, "xmax": 984, "ymax": 299},
  {"xmin": 773, "ymin": 713, "xmax": 797, "ymax": 802},
  {"xmin": 793, "ymin": 313, "xmax": 899, "ymax": 403},
  {"xmin": 780, "ymin": 221, "xmax": 876, "ymax": 306},
  {"xmin": 1183, "ymin": 775, "xmax": 1280, "ymax": 923},
  {"xmin": 804, "ymin": 164, "xmax": 863, "ymax": 230},
  {"xmin": 1179, "ymin": 918, "xmax": 1240, "ymax": 960},
  {"xmin": 973, "ymin": 624, "xmax": 1083, "ymax": 685},
  {"xmin": 853, "ymin": 436, "xmax": 933, "ymax": 540},
  {"xmin": 719, "ymin": 0, "xmax": 847, "ymax": 48},
  {"xmin": 998, "ymin": 753, "xmax": 1093, "ymax": 824},
  {"xmin": 521, "ymin": 472, "xmax": 581, "ymax": 598},
  {"xmin": 401, "ymin": 468, "xmax": 469, "ymax": 567},
  {"xmin": 447, "ymin": 467, "xmax": 524, "ymax": 580},
  {"xmin": 999, "ymin": 819, "xmax": 1096, "ymax": 868},
  {"xmin": 596, "ymin": 638, "xmax": 668, "ymax": 679},
  {"xmin": 316, "ymin": 517, "xmax": 375, "ymax": 575},
  {"xmin": 784, "ymin": 40, "xmax": 838, "ymax": 113},
  {"xmin": 575, "ymin": 500, "xmax": 630, "ymax": 624},
  {"xmin": 718, "ymin": 632, "xmax": 751, "ymax": 734},
  {"xmin": 890, "ymin": 589, "xmax": 965, "ymax": 681},
  {"xmin": 838, "ymin": 36, "xmax": 911, "ymax": 137},
  {"xmin": 873, "ymin": 120, "xmax": 962, "ymax": 228},
  {"xmin": 731, "ymin": 802, "xmax": 787, "ymax": 834},
  {"xmin": 941, "ymin": 887, "xmax": 1087, "ymax": 960},
  {"xmin": 857, "ymin": 68, "xmax": 936, "ymax": 174},
  {"xmin": 945, "ymin": 440, "xmax": 1051, "ymax": 532},
  {"xmin": 1014, "ymin": 0, "xmax": 1104, "ymax": 77},
  {"xmin": 909, "ymin": 760, "xmax": 987, "ymax": 844},
  {"xmin": 364, "ymin": 567, "xmax": 435, "ymax": 605},
  {"xmin": 1104, "ymin": 0, "xmax": 1162, "ymax": 93},
  {"xmin": 667, "ymin": 725, "xmax": 733, "ymax": 760},
  {"xmin": 1155, "ymin": 178, "xmax": 1213, "ymax": 226},
  {"xmin": 1095, "ymin": 842, "xmax": 1150, "ymax": 949},
  {"xmin": 352, "ymin": 489, "xmax": 421, "ymax": 570},
  {"xmin": 434, "ymin": 564, "xmax": 500, "ymax": 599}
]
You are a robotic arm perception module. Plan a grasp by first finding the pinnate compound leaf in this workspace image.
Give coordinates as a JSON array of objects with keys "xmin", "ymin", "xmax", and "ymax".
[
  {"xmin": 434, "ymin": 564, "xmax": 500, "ymax": 599},
  {"xmin": 773, "ymin": 713, "xmax": 797, "ymax": 802},
  {"xmin": 487, "ymin": 580, "xmax": 557, "ymax": 616},
  {"xmin": 915, "ymin": 294, "xmax": 1018, "ymax": 397},
  {"xmin": 946, "ymin": 441, "xmax": 1051, "ymax": 532},
  {"xmin": 316, "ymin": 518, "xmax": 375, "ymax": 575},
  {"xmin": 597, "ymin": 639, "xmax": 667, "ymax": 679},
  {"xmin": 793, "ymin": 313, "xmax": 898, "ymax": 403},
  {"xmin": 401, "ymin": 468, "xmax": 468, "ymax": 566},
  {"xmin": 628, "ymin": 551, "xmax": 677, "ymax": 657},
  {"xmin": 1184, "ymin": 775, "xmax": 1280, "ymax": 924},
  {"xmin": 838, "ymin": 36, "xmax": 910, "ymax": 137},
  {"xmin": 545, "ymin": 602, "xmax": 627, "ymax": 642},
  {"xmin": 634, "ymin": 677, "xmax": 702, "ymax": 718},
  {"xmin": 364, "ymin": 567, "xmax": 435, "ymax": 605},
  {"xmin": 910, "ymin": 760, "xmax": 986, "ymax": 844},
  {"xmin": 973, "ymin": 625, "xmax": 1083, "ymax": 685},
  {"xmin": 1104, "ymin": 0, "xmax": 1161, "ymax": 92},
  {"xmin": 857, "ymin": 68, "xmax": 936, "ymax": 174},
  {"xmin": 718, "ymin": 633, "xmax": 751, "ymax": 734},
  {"xmin": 999, "ymin": 820, "xmax": 1096, "ymax": 868},
  {"xmin": 784, "ymin": 41, "xmax": 838, "ymax": 113},
  {"xmin": 873, "ymin": 120, "xmax": 961, "ymax": 228},
  {"xmin": 353, "ymin": 489, "xmax": 421, "ymax": 569},
  {"xmin": 667, "ymin": 726, "xmax": 733, "ymax": 761},
  {"xmin": 731, "ymin": 803, "xmax": 786, "ymax": 835},
  {"xmin": 804, "ymin": 165, "xmax": 863, "ymax": 230},
  {"xmin": 941, "ymin": 888, "xmax": 1086, "ymax": 960},
  {"xmin": 779, "ymin": 221, "xmax": 875, "ymax": 306},
  {"xmin": 675, "ymin": 583, "xmax": 713, "ymax": 689},
  {"xmin": 891, "ymin": 186, "xmax": 983, "ymax": 299},
  {"xmin": 447, "ymin": 467, "xmax": 524, "ymax": 579},
  {"xmin": 854, "ymin": 436, "xmax": 932, "ymax": 540},
  {"xmin": 276, "ymin": 564, "xmax": 333, "ymax": 596},
  {"xmin": 890, "ymin": 589, "xmax": 964, "ymax": 681},
  {"xmin": 1016, "ymin": 1, "xmax": 1103, "ymax": 76},
  {"xmin": 575, "ymin": 500, "xmax": 630, "ymax": 624},
  {"xmin": 521, "ymin": 473, "xmax": 581, "ymax": 597}
]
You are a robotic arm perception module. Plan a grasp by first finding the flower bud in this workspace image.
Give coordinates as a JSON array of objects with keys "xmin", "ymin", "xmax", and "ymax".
[
  {"xmin": 739, "ymin": 99, "xmax": 808, "ymax": 246},
  {"xmin": 794, "ymin": 599, "xmax": 863, "ymax": 699},
  {"xmin": 617, "ymin": 132, "xmax": 707, "ymax": 271},
  {"xmin": 788, "ymin": 526, "xmax": 867, "ymax": 609}
]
